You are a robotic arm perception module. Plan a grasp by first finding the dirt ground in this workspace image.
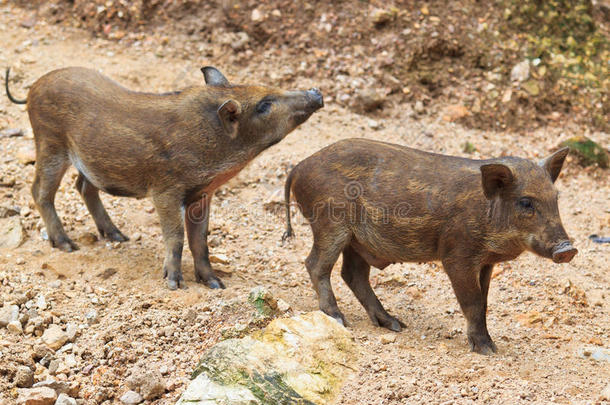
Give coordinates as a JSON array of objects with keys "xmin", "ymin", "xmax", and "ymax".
[{"xmin": 0, "ymin": 1, "xmax": 609, "ymax": 404}]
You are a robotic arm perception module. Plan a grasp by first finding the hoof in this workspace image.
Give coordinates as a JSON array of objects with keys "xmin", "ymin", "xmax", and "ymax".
[
  {"xmin": 370, "ymin": 311, "xmax": 404, "ymax": 332},
  {"xmin": 53, "ymin": 237, "xmax": 79, "ymax": 252},
  {"xmin": 102, "ymin": 229, "xmax": 129, "ymax": 242},
  {"xmin": 195, "ymin": 272, "xmax": 226, "ymax": 289},
  {"xmin": 468, "ymin": 334, "xmax": 497, "ymax": 355},
  {"xmin": 206, "ymin": 277, "xmax": 226, "ymax": 289},
  {"xmin": 167, "ymin": 279, "xmax": 188, "ymax": 290},
  {"xmin": 281, "ymin": 229, "xmax": 294, "ymax": 242}
]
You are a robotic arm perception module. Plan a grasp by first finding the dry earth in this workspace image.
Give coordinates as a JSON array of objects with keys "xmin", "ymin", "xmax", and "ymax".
[{"xmin": 1, "ymin": 2, "xmax": 609, "ymax": 404}]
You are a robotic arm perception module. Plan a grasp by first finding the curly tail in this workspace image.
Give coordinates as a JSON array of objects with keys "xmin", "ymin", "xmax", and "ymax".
[
  {"xmin": 282, "ymin": 167, "xmax": 296, "ymax": 241},
  {"xmin": 5, "ymin": 68, "xmax": 27, "ymax": 105}
]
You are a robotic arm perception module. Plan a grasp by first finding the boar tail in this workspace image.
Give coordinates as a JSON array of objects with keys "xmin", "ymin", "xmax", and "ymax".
[
  {"xmin": 282, "ymin": 168, "xmax": 296, "ymax": 241},
  {"xmin": 5, "ymin": 68, "xmax": 27, "ymax": 105}
]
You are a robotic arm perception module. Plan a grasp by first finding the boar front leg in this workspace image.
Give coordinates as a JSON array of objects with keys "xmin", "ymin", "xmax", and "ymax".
[
  {"xmin": 443, "ymin": 259, "xmax": 497, "ymax": 355},
  {"xmin": 152, "ymin": 191, "xmax": 186, "ymax": 290},
  {"xmin": 185, "ymin": 195, "xmax": 225, "ymax": 289}
]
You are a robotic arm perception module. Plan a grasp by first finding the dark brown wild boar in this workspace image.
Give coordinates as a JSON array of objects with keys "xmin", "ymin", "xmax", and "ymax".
[
  {"xmin": 5, "ymin": 66, "xmax": 323, "ymax": 290},
  {"xmin": 283, "ymin": 138, "xmax": 577, "ymax": 354}
]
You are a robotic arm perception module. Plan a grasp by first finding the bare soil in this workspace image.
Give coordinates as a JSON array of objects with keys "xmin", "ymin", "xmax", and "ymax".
[{"xmin": 1, "ymin": 1, "xmax": 609, "ymax": 404}]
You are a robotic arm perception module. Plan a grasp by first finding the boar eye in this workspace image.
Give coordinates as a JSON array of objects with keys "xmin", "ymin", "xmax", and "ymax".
[
  {"xmin": 256, "ymin": 100, "xmax": 272, "ymax": 114},
  {"xmin": 518, "ymin": 197, "xmax": 534, "ymax": 210}
]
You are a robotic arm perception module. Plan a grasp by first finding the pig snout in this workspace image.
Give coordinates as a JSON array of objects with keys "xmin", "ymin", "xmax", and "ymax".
[{"xmin": 551, "ymin": 240, "xmax": 578, "ymax": 263}]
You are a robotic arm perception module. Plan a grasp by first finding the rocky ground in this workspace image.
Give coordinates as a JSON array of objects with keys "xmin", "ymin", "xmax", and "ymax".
[{"xmin": 1, "ymin": 1, "xmax": 609, "ymax": 404}]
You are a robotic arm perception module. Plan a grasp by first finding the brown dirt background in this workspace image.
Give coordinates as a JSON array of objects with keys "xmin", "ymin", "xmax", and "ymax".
[{"xmin": 1, "ymin": 0, "xmax": 609, "ymax": 404}]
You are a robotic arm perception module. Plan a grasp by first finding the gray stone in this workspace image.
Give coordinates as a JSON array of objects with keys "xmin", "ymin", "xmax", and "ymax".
[
  {"xmin": 0, "ymin": 128, "xmax": 24, "ymax": 138},
  {"xmin": 580, "ymin": 346, "xmax": 610, "ymax": 362},
  {"xmin": 0, "ymin": 204, "xmax": 20, "ymax": 218},
  {"xmin": 119, "ymin": 390, "xmax": 143, "ymax": 404},
  {"xmin": 177, "ymin": 311, "xmax": 358, "ymax": 405},
  {"xmin": 126, "ymin": 369, "xmax": 165, "ymax": 400},
  {"xmin": 0, "ymin": 216, "xmax": 24, "ymax": 248},
  {"xmin": 357, "ymin": 88, "xmax": 384, "ymax": 112},
  {"xmin": 85, "ymin": 309, "xmax": 98, "ymax": 325},
  {"xmin": 14, "ymin": 365, "xmax": 34, "ymax": 388},
  {"xmin": 33, "ymin": 379, "xmax": 70, "ymax": 395}
]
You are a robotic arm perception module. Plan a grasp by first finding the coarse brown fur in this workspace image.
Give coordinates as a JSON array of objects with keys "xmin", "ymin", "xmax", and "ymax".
[
  {"xmin": 284, "ymin": 138, "xmax": 576, "ymax": 354},
  {"xmin": 6, "ymin": 66, "xmax": 323, "ymax": 290}
]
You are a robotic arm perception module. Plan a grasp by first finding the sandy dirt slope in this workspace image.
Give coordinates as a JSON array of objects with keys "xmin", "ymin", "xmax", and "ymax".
[{"xmin": 0, "ymin": 3, "xmax": 609, "ymax": 404}]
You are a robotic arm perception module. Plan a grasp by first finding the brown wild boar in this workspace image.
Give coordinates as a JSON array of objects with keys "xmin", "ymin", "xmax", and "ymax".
[
  {"xmin": 283, "ymin": 138, "xmax": 577, "ymax": 354},
  {"xmin": 5, "ymin": 66, "xmax": 323, "ymax": 290}
]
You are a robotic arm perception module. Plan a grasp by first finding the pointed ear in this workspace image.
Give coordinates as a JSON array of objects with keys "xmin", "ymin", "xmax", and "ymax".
[
  {"xmin": 217, "ymin": 100, "xmax": 241, "ymax": 138},
  {"xmin": 539, "ymin": 147, "xmax": 569, "ymax": 183},
  {"xmin": 480, "ymin": 164, "xmax": 514, "ymax": 199},
  {"xmin": 201, "ymin": 66, "xmax": 230, "ymax": 86}
]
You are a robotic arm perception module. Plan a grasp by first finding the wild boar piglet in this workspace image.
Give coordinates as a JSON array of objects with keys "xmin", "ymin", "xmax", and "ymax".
[
  {"xmin": 284, "ymin": 138, "xmax": 576, "ymax": 354},
  {"xmin": 6, "ymin": 66, "xmax": 323, "ymax": 290}
]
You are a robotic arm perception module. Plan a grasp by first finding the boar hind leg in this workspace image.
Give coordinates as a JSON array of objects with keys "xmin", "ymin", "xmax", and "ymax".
[
  {"xmin": 185, "ymin": 196, "xmax": 225, "ymax": 289},
  {"xmin": 75, "ymin": 173, "xmax": 128, "ymax": 242},
  {"xmin": 31, "ymin": 149, "xmax": 78, "ymax": 252},
  {"xmin": 341, "ymin": 245, "xmax": 404, "ymax": 332},
  {"xmin": 444, "ymin": 260, "xmax": 497, "ymax": 355},
  {"xmin": 153, "ymin": 192, "xmax": 186, "ymax": 290},
  {"xmin": 305, "ymin": 229, "xmax": 349, "ymax": 326}
]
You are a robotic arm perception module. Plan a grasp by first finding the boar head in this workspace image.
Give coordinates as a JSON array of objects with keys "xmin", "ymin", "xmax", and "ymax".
[
  {"xmin": 202, "ymin": 67, "xmax": 323, "ymax": 149},
  {"xmin": 480, "ymin": 147, "xmax": 577, "ymax": 263}
]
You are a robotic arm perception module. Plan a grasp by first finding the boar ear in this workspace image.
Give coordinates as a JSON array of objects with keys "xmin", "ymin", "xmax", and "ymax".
[
  {"xmin": 480, "ymin": 164, "xmax": 514, "ymax": 199},
  {"xmin": 217, "ymin": 100, "xmax": 241, "ymax": 138},
  {"xmin": 539, "ymin": 147, "xmax": 569, "ymax": 183},
  {"xmin": 201, "ymin": 66, "xmax": 230, "ymax": 87}
]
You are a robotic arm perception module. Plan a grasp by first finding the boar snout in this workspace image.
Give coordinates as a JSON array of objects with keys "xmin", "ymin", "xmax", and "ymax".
[
  {"xmin": 552, "ymin": 241, "xmax": 578, "ymax": 263},
  {"xmin": 307, "ymin": 88, "xmax": 324, "ymax": 109}
]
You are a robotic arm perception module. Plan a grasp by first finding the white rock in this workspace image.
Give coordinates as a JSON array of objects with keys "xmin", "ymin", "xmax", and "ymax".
[
  {"xmin": 42, "ymin": 325, "xmax": 68, "ymax": 351},
  {"xmin": 510, "ymin": 60, "xmax": 530, "ymax": 82},
  {"xmin": 368, "ymin": 119, "xmax": 381, "ymax": 130},
  {"xmin": 0, "ymin": 216, "xmax": 24, "ymax": 248},
  {"xmin": 0, "ymin": 304, "xmax": 19, "ymax": 327},
  {"xmin": 209, "ymin": 253, "xmax": 230, "ymax": 264},
  {"xmin": 277, "ymin": 298, "xmax": 291, "ymax": 313},
  {"xmin": 8, "ymin": 320, "xmax": 23, "ymax": 334},
  {"xmin": 251, "ymin": 8, "xmax": 264, "ymax": 22},
  {"xmin": 16, "ymin": 386, "xmax": 57, "ymax": 405},
  {"xmin": 600, "ymin": 382, "xmax": 610, "ymax": 401},
  {"xmin": 55, "ymin": 393, "xmax": 77, "ymax": 405},
  {"xmin": 64, "ymin": 354, "xmax": 77, "ymax": 368},
  {"xmin": 65, "ymin": 323, "xmax": 78, "ymax": 342},
  {"xmin": 380, "ymin": 333, "xmax": 396, "ymax": 344},
  {"xmin": 120, "ymin": 390, "xmax": 143, "ymax": 404},
  {"xmin": 36, "ymin": 295, "xmax": 47, "ymax": 311}
]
